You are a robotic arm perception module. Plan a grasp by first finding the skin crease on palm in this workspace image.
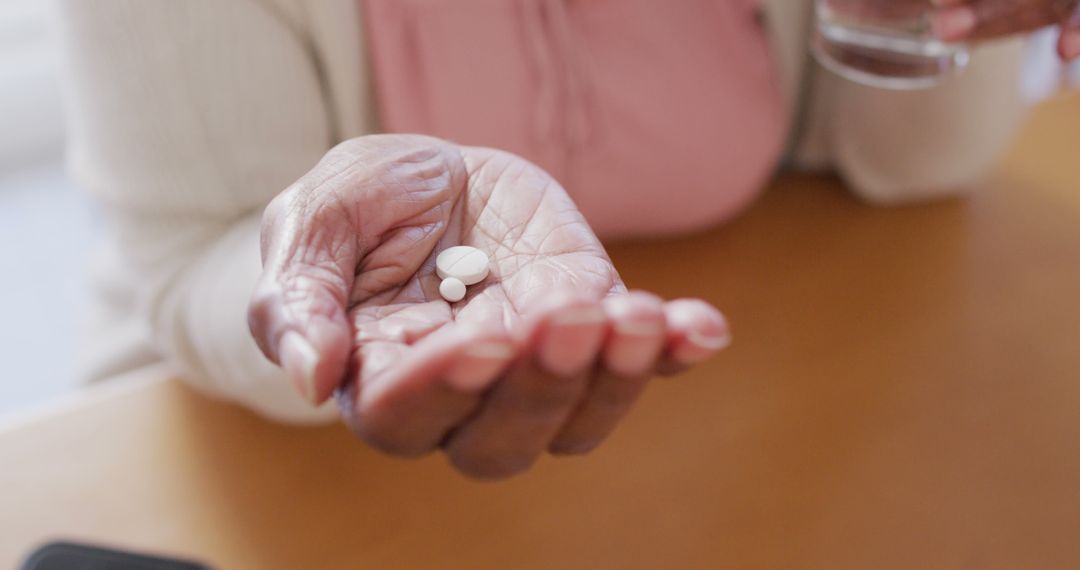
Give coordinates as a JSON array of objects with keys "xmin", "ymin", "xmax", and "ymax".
[{"xmin": 247, "ymin": 135, "xmax": 730, "ymax": 479}]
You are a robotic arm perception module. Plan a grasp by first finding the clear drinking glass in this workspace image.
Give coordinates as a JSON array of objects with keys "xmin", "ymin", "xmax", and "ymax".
[{"xmin": 812, "ymin": 0, "xmax": 970, "ymax": 90}]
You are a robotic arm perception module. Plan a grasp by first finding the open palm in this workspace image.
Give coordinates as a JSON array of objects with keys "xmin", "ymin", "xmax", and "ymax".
[{"xmin": 249, "ymin": 135, "xmax": 729, "ymax": 479}]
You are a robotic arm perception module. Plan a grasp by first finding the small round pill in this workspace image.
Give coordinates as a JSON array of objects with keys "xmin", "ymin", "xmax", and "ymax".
[
  {"xmin": 436, "ymin": 246, "xmax": 490, "ymax": 286},
  {"xmin": 439, "ymin": 277, "xmax": 467, "ymax": 303}
]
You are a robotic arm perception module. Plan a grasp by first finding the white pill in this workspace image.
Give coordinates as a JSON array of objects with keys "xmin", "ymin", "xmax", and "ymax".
[
  {"xmin": 436, "ymin": 246, "xmax": 490, "ymax": 286},
  {"xmin": 439, "ymin": 277, "xmax": 467, "ymax": 303}
]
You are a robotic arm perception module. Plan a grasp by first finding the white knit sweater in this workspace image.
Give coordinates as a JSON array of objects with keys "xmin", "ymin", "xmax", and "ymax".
[{"xmin": 55, "ymin": 0, "xmax": 1028, "ymax": 423}]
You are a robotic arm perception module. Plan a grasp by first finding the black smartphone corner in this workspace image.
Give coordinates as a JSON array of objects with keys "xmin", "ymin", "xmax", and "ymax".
[{"xmin": 21, "ymin": 541, "xmax": 212, "ymax": 570}]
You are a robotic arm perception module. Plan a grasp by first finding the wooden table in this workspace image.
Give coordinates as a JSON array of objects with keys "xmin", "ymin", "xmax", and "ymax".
[{"xmin": 3, "ymin": 95, "xmax": 1080, "ymax": 570}]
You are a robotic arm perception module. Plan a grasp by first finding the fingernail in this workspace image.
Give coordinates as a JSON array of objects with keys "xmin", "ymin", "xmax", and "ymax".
[
  {"xmin": 446, "ymin": 341, "xmax": 514, "ymax": 392},
  {"xmin": 541, "ymin": 306, "xmax": 607, "ymax": 376},
  {"xmin": 607, "ymin": 323, "xmax": 665, "ymax": 377},
  {"xmin": 1062, "ymin": 31, "xmax": 1080, "ymax": 61},
  {"xmin": 931, "ymin": 8, "xmax": 976, "ymax": 40},
  {"xmin": 687, "ymin": 330, "xmax": 732, "ymax": 351},
  {"xmin": 614, "ymin": 320, "xmax": 664, "ymax": 337},
  {"xmin": 672, "ymin": 330, "xmax": 732, "ymax": 366},
  {"xmin": 280, "ymin": 331, "xmax": 319, "ymax": 404}
]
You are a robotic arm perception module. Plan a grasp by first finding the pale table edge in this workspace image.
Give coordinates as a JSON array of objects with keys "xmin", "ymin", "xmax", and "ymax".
[{"xmin": 0, "ymin": 364, "xmax": 173, "ymax": 435}]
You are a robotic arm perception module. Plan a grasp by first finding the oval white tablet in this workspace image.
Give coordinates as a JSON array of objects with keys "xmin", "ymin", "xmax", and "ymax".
[
  {"xmin": 439, "ymin": 277, "xmax": 467, "ymax": 303},
  {"xmin": 436, "ymin": 246, "xmax": 490, "ymax": 286}
]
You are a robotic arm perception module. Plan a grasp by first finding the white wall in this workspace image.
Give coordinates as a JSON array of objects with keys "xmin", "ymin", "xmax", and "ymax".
[
  {"xmin": 0, "ymin": 0, "xmax": 65, "ymax": 172},
  {"xmin": 0, "ymin": 0, "xmax": 93, "ymax": 417}
]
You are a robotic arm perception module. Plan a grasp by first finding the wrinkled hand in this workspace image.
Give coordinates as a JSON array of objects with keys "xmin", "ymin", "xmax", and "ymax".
[
  {"xmin": 248, "ymin": 135, "xmax": 729, "ymax": 479},
  {"xmin": 931, "ymin": 0, "xmax": 1080, "ymax": 60}
]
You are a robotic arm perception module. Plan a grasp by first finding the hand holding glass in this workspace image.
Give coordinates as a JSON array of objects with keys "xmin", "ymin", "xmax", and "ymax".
[{"xmin": 813, "ymin": 0, "xmax": 970, "ymax": 89}]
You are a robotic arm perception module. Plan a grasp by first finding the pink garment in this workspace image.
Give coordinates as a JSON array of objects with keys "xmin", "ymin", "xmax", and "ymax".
[{"xmin": 362, "ymin": 0, "xmax": 787, "ymax": 238}]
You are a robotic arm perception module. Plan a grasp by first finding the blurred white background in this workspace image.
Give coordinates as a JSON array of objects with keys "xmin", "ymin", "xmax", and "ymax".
[{"xmin": 0, "ymin": 1, "xmax": 96, "ymax": 417}]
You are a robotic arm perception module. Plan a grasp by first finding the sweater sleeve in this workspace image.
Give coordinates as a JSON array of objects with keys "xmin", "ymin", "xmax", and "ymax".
[
  {"xmin": 797, "ymin": 38, "xmax": 1030, "ymax": 204},
  {"xmin": 56, "ymin": 0, "xmax": 341, "ymax": 422}
]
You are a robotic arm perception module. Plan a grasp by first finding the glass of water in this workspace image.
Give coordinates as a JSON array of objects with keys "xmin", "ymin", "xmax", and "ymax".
[{"xmin": 812, "ymin": 0, "xmax": 970, "ymax": 90}]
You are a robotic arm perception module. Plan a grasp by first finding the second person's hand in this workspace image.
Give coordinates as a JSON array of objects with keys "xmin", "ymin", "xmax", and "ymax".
[{"xmin": 931, "ymin": 0, "xmax": 1080, "ymax": 60}]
